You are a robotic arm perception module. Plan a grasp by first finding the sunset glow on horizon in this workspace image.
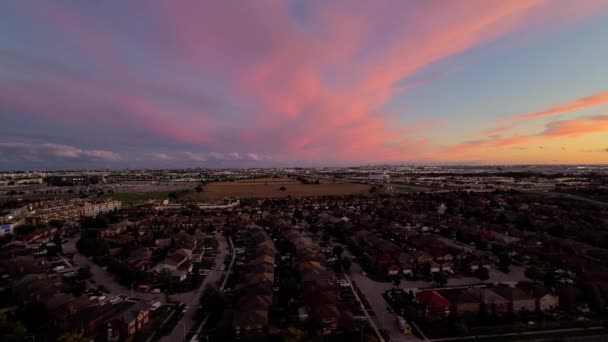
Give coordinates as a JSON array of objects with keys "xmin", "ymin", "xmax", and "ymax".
[{"xmin": 1, "ymin": 0, "xmax": 608, "ymax": 169}]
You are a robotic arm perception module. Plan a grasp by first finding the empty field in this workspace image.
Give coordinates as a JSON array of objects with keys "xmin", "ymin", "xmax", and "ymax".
[{"xmin": 187, "ymin": 177, "xmax": 370, "ymax": 199}]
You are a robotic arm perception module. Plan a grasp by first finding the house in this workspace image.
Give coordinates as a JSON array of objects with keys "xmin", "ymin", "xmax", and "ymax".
[
  {"xmin": 470, "ymin": 259, "xmax": 491, "ymax": 271},
  {"xmin": 490, "ymin": 286, "xmax": 536, "ymax": 313},
  {"xmin": 107, "ymin": 302, "xmax": 150, "ymax": 341},
  {"xmin": 438, "ymin": 289, "xmax": 480, "ymax": 316},
  {"xmin": 465, "ymin": 287, "xmax": 509, "ymax": 316},
  {"xmin": 416, "ymin": 290, "xmax": 450, "ymax": 317},
  {"xmin": 73, "ymin": 304, "xmax": 118, "ymax": 335},
  {"xmin": 387, "ymin": 265, "xmax": 400, "ymax": 276},
  {"xmin": 409, "ymin": 250, "xmax": 433, "ymax": 265},
  {"xmin": 429, "ymin": 261, "xmax": 441, "ymax": 273},
  {"xmin": 100, "ymin": 220, "xmax": 131, "ymax": 238},
  {"xmin": 126, "ymin": 247, "xmax": 153, "ymax": 271},
  {"xmin": 233, "ymin": 309, "xmax": 268, "ymax": 334},
  {"xmin": 440, "ymin": 262, "xmax": 454, "ymax": 273},
  {"xmin": 401, "ymin": 263, "xmax": 414, "ymax": 275},
  {"xmin": 517, "ymin": 283, "xmax": 559, "ymax": 312}
]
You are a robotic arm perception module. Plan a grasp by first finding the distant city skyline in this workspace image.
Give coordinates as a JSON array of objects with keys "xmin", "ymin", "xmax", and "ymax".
[{"xmin": 1, "ymin": 0, "xmax": 608, "ymax": 169}]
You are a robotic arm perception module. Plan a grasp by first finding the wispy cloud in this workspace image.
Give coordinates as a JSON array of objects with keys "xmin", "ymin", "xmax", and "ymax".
[
  {"xmin": 541, "ymin": 115, "xmax": 608, "ymax": 137},
  {"xmin": 148, "ymin": 151, "xmax": 268, "ymax": 163},
  {"xmin": 448, "ymin": 115, "xmax": 608, "ymax": 154},
  {"xmin": 0, "ymin": 142, "xmax": 121, "ymax": 162},
  {"xmin": 514, "ymin": 91, "xmax": 608, "ymax": 121}
]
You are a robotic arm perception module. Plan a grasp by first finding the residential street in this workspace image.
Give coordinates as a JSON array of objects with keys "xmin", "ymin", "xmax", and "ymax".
[
  {"xmin": 64, "ymin": 236, "xmax": 161, "ymax": 301},
  {"xmin": 161, "ymin": 232, "xmax": 229, "ymax": 342},
  {"xmin": 338, "ymin": 243, "xmax": 530, "ymax": 342},
  {"xmin": 62, "ymin": 232, "xmax": 231, "ymax": 342},
  {"xmin": 344, "ymin": 252, "xmax": 420, "ymax": 341}
]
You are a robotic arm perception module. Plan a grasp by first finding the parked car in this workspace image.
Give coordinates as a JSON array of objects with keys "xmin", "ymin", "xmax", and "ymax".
[
  {"xmin": 151, "ymin": 288, "xmax": 161, "ymax": 294},
  {"xmin": 182, "ymin": 305, "xmax": 190, "ymax": 313}
]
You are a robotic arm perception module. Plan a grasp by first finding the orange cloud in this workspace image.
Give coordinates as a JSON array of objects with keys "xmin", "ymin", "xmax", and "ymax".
[
  {"xmin": 541, "ymin": 115, "xmax": 608, "ymax": 137},
  {"xmin": 448, "ymin": 115, "xmax": 608, "ymax": 155},
  {"xmin": 447, "ymin": 135, "xmax": 532, "ymax": 154},
  {"xmin": 479, "ymin": 125, "xmax": 514, "ymax": 136},
  {"xmin": 514, "ymin": 91, "xmax": 608, "ymax": 120}
]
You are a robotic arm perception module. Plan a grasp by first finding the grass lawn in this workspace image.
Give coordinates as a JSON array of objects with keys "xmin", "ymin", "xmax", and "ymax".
[{"xmin": 101, "ymin": 190, "xmax": 191, "ymax": 204}]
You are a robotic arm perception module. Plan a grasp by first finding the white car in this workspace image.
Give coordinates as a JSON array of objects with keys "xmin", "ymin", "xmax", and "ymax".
[
  {"xmin": 151, "ymin": 288, "xmax": 161, "ymax": 294},
  {"xmin": 339, "ymin": 280, "xmax": 350, "ymax": 287},
  {"xmin": 151, "ymin": 302, "xmax": 162, "ymax": 310},
  {"xmin": 182, "ymin": 305, "xmax": 190, "ymax": 313}
]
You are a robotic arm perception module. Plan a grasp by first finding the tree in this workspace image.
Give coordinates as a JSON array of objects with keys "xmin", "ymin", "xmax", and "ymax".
[
  {"xmin": 342, "ymin": 256, "xmax": 352, "ymax": 273},
  {"xmin": 13, "ymin": 224, "xmax": 37, "ymax": 235},
  {"xmin": 280, "ymin": 327, "xmax": 306, "ymax": 342},
  {"xmin": 200, "ymin": 285, "xmax": 224, "ymax": 317},
  {"xmin": 433, "ymin": 272, "xmax": 448, "ymax": 287},
  {"xmin": 498, "ymin": 253, "xmax": 511, "ymax": 273},
  {"xmin": 53, "ymin": 233, "xmax": 63, "ymax": 253},
  {"xmin": 524, "ymin": 266, "xmax": 545, "ymax": 281},
  {"xmin": 159, "ymin": 268, "xmax": 174, "ymax": 293},
  {"xmin": 474, "ymin": 267, "xmax": 490, "ymax": 282},
  {"xmin": 332, "ymin": 245, "xmax": 344, "ymax": 259},
  {"xmin": 0, "ymin": 313, "xmax": 27, "ymax": 341},
  {"xmin": 22, "ymin": 301, "xmax": 49, "ymax": 329},
  {"xmin": 392, "ymin": 275, "xmax": 402, "ymax": 287},
  {"xmin": 58, "ymin": 332, "xmax": 88, "ymax": 342},
  {"xmin": 322, "ymin": 233, "xmax": 330, "ymax": 243},
  {"xmin": 582, "ymin": 282, "xmax": 606, "ymax": 312},
  {"xmin": 191, "ymin": 263, "xmax": 201, "ymax": 287},
  {"xmin": 77, "ymin": 265, "xmax": 92, "ymax": 280},
  {"xmin": 49, "ymin": 219, "xmax": 64, "ymax": 229}
]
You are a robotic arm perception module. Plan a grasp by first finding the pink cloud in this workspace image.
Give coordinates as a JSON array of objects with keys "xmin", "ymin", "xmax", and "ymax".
[
  {"xmin": 6, "ymin": 0, "xmax": 607, "ymax": 164},
  {"xmin": 514, "ymin": 91, "xmax": 608, "ymax": 120}
]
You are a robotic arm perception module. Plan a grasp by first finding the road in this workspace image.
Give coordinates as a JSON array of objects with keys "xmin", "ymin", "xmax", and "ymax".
[
  {"xmin": 338, "ymin": 245, "xmax": 419, "ymax": 341},
  {"xmin": 193, "ymin": 237, "xmax": 236, "ymax": 338},
  {"xmin": 429, "ymin": 326, "xmax": 606, "ymax": 341},
  {"xmin": 338, "ymin": 243, "xmax": 530, "ymax": 341},
  {"xmin": 162, "ymin": 233, "xmax": 230, "ymax": 342},
  {"xmin": 342, "ymin": 270, "xmax": 385, "ymax": 342},
  {"xmin": 64, "ymin": 236, "xmax": 162, "ymax": 301},
  {"xmin": 62, "ymin": 232, "xmax": 231, "ymax": 342}
]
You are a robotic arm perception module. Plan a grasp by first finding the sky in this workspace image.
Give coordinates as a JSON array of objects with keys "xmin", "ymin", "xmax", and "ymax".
[{"xmin": 1, "ymin": 0, "xmax": 608, "ymax": 170}]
